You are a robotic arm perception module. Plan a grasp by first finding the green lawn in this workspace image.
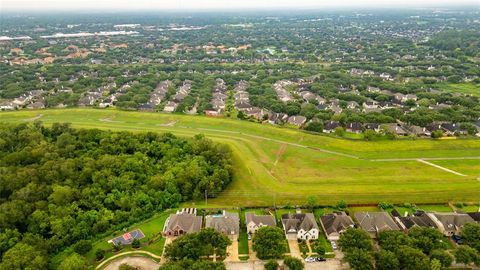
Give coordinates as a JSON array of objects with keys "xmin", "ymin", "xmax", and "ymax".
[
  {"xmin": 416, "ymin": 204, "xmax": 453, "ymax": 212},
  {"xmin": 437, "ymin": 83, "xmax": 480, "ymax": 96},
  {"xmin": 1, "ymin": 108, "xmax": 480, "ymax": 206},
  {"xmin": 238, "ymin": 231, "xmax": 249, "ymax": 255}
]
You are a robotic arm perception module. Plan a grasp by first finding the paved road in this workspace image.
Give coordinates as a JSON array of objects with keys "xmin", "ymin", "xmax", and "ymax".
[
  {"xmin": 96, "ymin": 251, "xmax": 161, "ymax": 270},
  {"xmin": 103, "ymin": 256, "xmax": 160, "ymax": 270}
]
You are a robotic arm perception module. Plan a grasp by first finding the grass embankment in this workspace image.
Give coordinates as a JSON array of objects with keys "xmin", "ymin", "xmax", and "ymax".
[{"xmin": 1, "ymin": 108, "xmax": 480, "ymax": 206}]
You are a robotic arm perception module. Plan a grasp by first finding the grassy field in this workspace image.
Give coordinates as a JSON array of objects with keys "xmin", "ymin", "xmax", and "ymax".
[
  {"xmin": 438, "ymin": 83, "xmax": 480, "ymax": 96},
  {"xmin": 1, "ymin": 108, "xmax": 480, "ymax": 206}
]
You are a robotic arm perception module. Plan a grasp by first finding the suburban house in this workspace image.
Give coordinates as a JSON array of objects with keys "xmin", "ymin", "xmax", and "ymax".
[
  {"xmin": 467, "ymin": 212, "xmax": 480, "ymax": 222},
  {"xmin": 163, "ymin": 208, "xmax": 203, "ymax": 237},
  {"xmin": 364, "ymin": 123, "xmax": 380, "ymax": 132},
  {"xmin": 355, "ymin": 212, "xmax": 400, "ymax": 238},
  {"xmin": 391, "ymin": 210, "xmax": 438, "ymax": 231},
  {"xmin": 281, "ymin": 212, "xmax": 319, "ymax": 240},
  {"xmin": 245, "ymin": 213, "xmax": 276, "ymax": 235},
  {"xmin": 268, "ymin": 113, "xmax": 288, "ymax": 125},
  {"xmin": 205, "ymin": 211, "xmax": 240, "ymax": 240},
  {"xmin": 324, "ymin": 121, "xmax": 341, "ymax": 133},
  {"xmin": 346, "ymin": 122, "xmax": 363, "ymax": 133},
  {"xmin": 384, "ymin": 123, "xmax": 409, "ymax": 136},
  {"xmin": 427, "ymin": 212, "xmax": 475, "ymax": 236},
  {"xmin": 287, "ymin": 115, "xmax": 307, "ymax": 127},
  {"xmin": 320, "ymin": 212, "xmax": 355, "ymax": 241}
]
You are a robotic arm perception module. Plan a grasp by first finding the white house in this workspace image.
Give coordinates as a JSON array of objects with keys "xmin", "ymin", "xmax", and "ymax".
[
  {"xmin": 281, "ymin": 212, "xmax": 319, "ymax": 240},
  {"xmin": 245, "ymin": 213, "xmax": 276, "ymax": 235}
]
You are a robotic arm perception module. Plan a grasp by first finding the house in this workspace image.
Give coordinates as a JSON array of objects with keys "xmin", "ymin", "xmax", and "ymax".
[
  {"xmin": 440, "ymin": 123, "xmax": 465, "ymax": 136},
  {"xmin": 364, "ymin": 123, "xmax": 380, "ymax": 132},
  {"xmin": 384, "ymin": 124, "xmax": 409, "ymax": 136},
  {"xmin": 407, "ymin": 125, "xmax": 431, "ymax": 137},
  {"xmin": 391, "ymin": 210, "xmax": 438, "ymax": 231},
  {"xmin": 0, "ymin": 101, "xmax": 15, "ymax": 110},
  {"xmin": 346, "ymin": 122, "xmax": 363, "ymax": 133},
  {"xmin": 245, "ymin": 213, "xmax": 276, "ymax": 235},
  {"xmin": 163, "ymin": 101, "xmax": 178, "ymax": 112},
  {"xmin": 281, "ymin": 212, "xmax": 319, "ymax": 240},
  {"xmin": 363, "ymin": 101, "xmax": 379, "ymax": 110},
  {"xmin": 467, "ymin": 212, "xmax": 480, "ymax": 222},
  {"xmin": 163, "ymin": 208, "xmax": 203, "ymax": 237},
  {"xmin": 26, "ymin": 101, "xmax": 45, "ymax": 110},
  {"xmin": 324, "ymin": 121, "xmax": 341, "ymax": 133},
  {"xmin": 205, "ymin": 211, "xmax": 240, "ymax": 240},
  {"xmin": 355, "ymin": 212, "xmax": 400, "ymax": 238},
  {"xmin": 427, "ymin": 212, "xmax": 475, "ymax": 236},
  {"xmin": 394, "ymin": 93, "xmax": 417, "ymax": 103},
  {"xmin": 268, "ymin": 113, "xmax": 288, "ymax": 125},
  {"xmin": 347, "ymin": 101, "xmax": 359, "ymax": 110},
  {"xmin": 137, "ymin": 103, "xmax": 154, "ymax": 111},
  {"xmin": 287, "ymin": 116, "xmax": 307, "ymax": 127},
  {"xmin": 204, "ymin": 110, "xmax": 221, "ymax": 117},
  {"xmin": 320, "ymin": 212, "xmax": 355, "ymax": 241}
]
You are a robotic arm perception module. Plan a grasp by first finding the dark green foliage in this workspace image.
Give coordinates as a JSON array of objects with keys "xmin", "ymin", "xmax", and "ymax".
[
  {"xmin": 264, "ymin": 259, "xmax": 279, "ymax": 270},
  {"xmin": 159, "ymin": 259, "xmax": 226, "ymax": 270},
  {"xmin": 344, "ymin": 248, "xmax": 374, "ymax": 270},
  {"xmin": 0, "ymin": 123, "xmax": 233, "ymax": 266},
  {"xmin": 461, "ymin": 223, "xmax": 480, "ymax": 252},
  {"xmin": 131, "ymin": 239, "xmax": 140, "ymax": 249},
  {"xmin": 338, "ymin": 228, "xmax": 373, "ymax": 252},
  {"xmin": 252, "ymin": 227, "xmax": 287, "ymax": 259},
  {"xmin": 72, "ymin": 240, "xmax": 92, "ymax": 255},
  {"xmin": 164, "ymin": 228, "xmax": 231, "ymax": 261},
  {"xmin": 454, "ymin": 246, "xmax": 478, "ymax": 267},
  {"xmin": 395, "ymin": 246, "xmax": 430, "ymax": 270},
  {"xmin": 429, "ymin": 249, "xmax": 453, "ymax": 268},
  {"xmin": 95, "ymin": 249, "xmax": 105, "ymax": 261},
  {"xmin": 375, "ymin": 250, "xmax": 399, "ymax": 270},
  {"xmin": 283, "ymin": 256, "xmax": 304, "ymax": 270},
  {"xmin": 305, "ymin": 122, "xmax": 323, "ymax": 133}
]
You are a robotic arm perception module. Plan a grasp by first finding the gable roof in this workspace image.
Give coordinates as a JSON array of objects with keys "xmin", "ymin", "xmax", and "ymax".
[
  {"xmin": 320, "ymin": 212, "xmax": 355, "ymax": 235},
  {"xmin": 205, "ymin": 211, "xmax": 240, "ymax": 235},
  {"xmin": 165, "ymin": 213, "xmax": 202, "ymax": 234},
  {"xmin": 467, "ymin": 212, "xmax": 480, "ymax": 222},
  {"xmin": 433, "ymin": 213, "xmax": 475, "ymax": 230},
  {"xmin": 281, "ymin": 213, "xmax": 318, "ymax": 232},
  {"xmin": 245, "ymin": 213, "xmax": 276, "ymax": 227},
  {"xmin": 355, "ymin": 212, "xmax": 400, "ymax": 233}
]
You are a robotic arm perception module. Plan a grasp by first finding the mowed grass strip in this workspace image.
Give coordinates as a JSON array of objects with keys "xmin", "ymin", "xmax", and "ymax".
[{"xmin": 1, "ymin": 108, "xmax": 480, "ymax": 206}]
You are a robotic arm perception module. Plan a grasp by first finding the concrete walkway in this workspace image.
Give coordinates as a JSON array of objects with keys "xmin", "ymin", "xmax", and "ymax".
[
  {"xmin": 103, "ymin": 256, "xmax": 160, "ymax": 270},
  {"xmin": 416, "ymin": 159, "xmax": 467, "ymax": 176}
]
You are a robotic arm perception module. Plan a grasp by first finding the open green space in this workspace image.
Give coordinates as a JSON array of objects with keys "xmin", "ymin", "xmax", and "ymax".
[
  {"xmin": 1, "ymin": 108, "xmax": 480, "ymax": 206},
  {"xmin": 438, "ymin": 83, "xmax": 480, "ymax": 96}
]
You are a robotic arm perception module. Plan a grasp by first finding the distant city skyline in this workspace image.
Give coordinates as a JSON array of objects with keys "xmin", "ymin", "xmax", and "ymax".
[{"xmin": 2, "ymin": 0, "xmax": 479, "ymax": 12}]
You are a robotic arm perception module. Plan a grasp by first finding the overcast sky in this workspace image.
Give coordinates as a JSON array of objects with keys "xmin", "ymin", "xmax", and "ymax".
[{"xmin": 1, "ymin": 0, "xmax": 479, "ymax": 12}]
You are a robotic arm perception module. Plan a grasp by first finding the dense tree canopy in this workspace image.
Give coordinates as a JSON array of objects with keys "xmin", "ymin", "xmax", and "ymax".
[{"xmin": 0, "ymin": 122, "xmax": 233, "ymax": 267}]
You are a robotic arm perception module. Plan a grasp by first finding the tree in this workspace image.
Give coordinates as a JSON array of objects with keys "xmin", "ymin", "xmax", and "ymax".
[
  {"xmin": 378, "ymin": 231, "xmax": 412, "ymax": 251},
  {"xmin": 408, "ymin": 227, "xmax": 447, "ymax": 253},
  {"xmin": 283, "ymin": 256, "xmax": 304, "ymax": 270},
  {"xmin": 131, "ymin": 238, "xmax": 140, "ymax": 249},
  {"xmin": 164, "ymin": 233, "xmax": 203, "ymax": 261},
  {"xmin": 429, "ymin": 249, "xmax": 453, "ymax": 268},
  {"xmin": 305, "ymin": 122, "xmax": 323, "ymax": 133},
  {"xmin": 252, "ymin": 227, "xmax": 287, "ymax": 259},
  {"xmin": 159, "ymin": 259, "xmax": 226, "ymax": 270},
  {"xmin": 306, "ymin": 196, "xmax": 317, "ymax": 210},
  {"xmin": 335, "ymin": 200, "xmax": 347, "ymax": 210},
  {"xmin": 338, "ymin": 228, "xmax": 373, "ymax": 252},
  {"xmin": 73, "ymin": 240, "xmax": 92, "ymax": 255},
  {"xmin": 455, "ymin": 246, "xmax": 477, "ymax": 267},
  {"xmin": 430, "ymin": 259, "xmax": 441, "ymax": 270},
  {"xmin": 431, "ymin": 130, "xmax": 444, "ymax": 138},
  {"xmin": 58, "ymin": 253, "xmax": 88, "ymax": 270},
  {"xmin": 264, "ymin": 259, "xmax": 279, "ymax": 270},
  {"xmin": 344, "ymin": 248, "xmax": 374, "ymax": 270},
  {"xmin": 95, "ymin": 249, "xmax": 105, "ymax": 261},
  {"xmin": 395, "ymin": 246, "xmax": 430, "ymax": 270},
  {"xmin": 375, "ymin": 250, "xmax": 399, "ymax": 270},
  {"xmin": 461, "ymin": 222, "xmax": 480, "ymax": 252},
  {"xmin": 197, "ymin": 228, "xmax": 231, "ymax": 259},
  {"xmin": 0, "ymin": 242, "xmax": 48, "ymax": 270}
]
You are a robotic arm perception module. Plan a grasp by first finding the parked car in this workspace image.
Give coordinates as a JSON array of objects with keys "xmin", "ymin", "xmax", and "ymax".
[
  {"xmin": 316, "ymin": 257, "xmax": 326, "ymax": 262},
  {"xmin": 330, "ymin": 241, "xmax": 337, "ymax": 250},
  {"xmin": 304, "ymin": 257, "xmax": 316, "ymax": 263},
  {"xmin": 247, "ymin": 233, "xmax": 252, "ymax": 240}
]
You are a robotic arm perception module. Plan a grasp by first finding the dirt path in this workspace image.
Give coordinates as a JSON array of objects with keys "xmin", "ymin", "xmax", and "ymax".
[
  {"xmin": 96, "ymin": 251, "xmax": 161, "ymax": 269},
  {"xmin": 23, "ymin": 114, "xmax": 43, "ymax": 121},
  {"xmin": 273, "ymin": 144, "xmax": 287, "ymax": 167},
  {"xmin": 103, "ymin": 256, "xmax": 160, "ymax": 270}
]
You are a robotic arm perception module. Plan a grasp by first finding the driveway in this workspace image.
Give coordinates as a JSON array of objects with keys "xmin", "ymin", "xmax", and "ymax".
[
  {"xmin": 160, "ymin": 236, "xmax": 175, "ymax": 263},
  {"xmin": 103, "ymin": 256, "xmax": 160, "ymax": 270},
  {"xmin": 287, "ymin": 239, "xmax": 302, "ymax": 259},
  {"xmin": 225, "ymin": 238, "xmax": 239, "ymax": 262},
  {"xmin": 247, "ymin": 240, "xmax": 257, "ymax": 260}
]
